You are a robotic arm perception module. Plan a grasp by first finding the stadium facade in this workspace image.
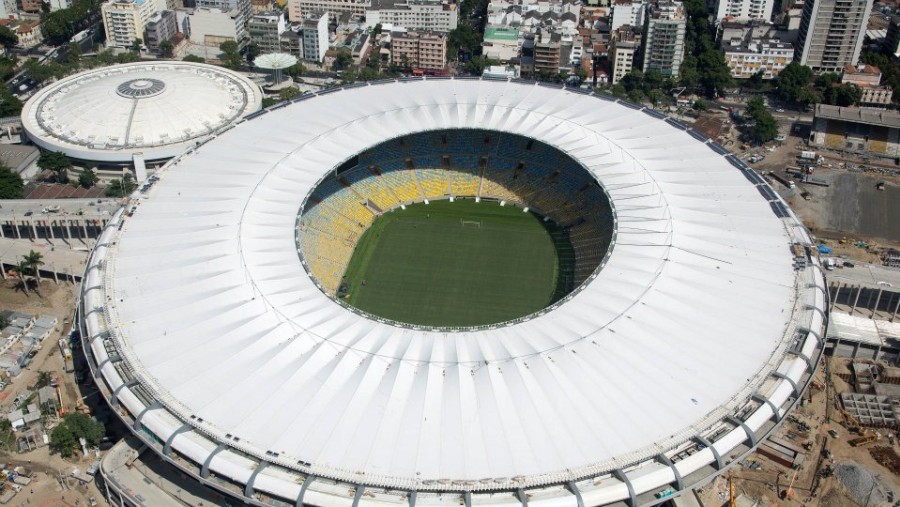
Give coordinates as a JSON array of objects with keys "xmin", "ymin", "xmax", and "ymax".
[
  {"xmin": 21, "ymin": 61, "xmax": 262, "ymax": 180},
  {"xmin": 79, "ymin": 78, "xmax": 827, "ymax": 507}
]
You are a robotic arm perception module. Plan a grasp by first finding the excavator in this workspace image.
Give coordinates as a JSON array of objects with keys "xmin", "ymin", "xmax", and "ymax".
[{"xmin": 839, "ymin": 407, "xmax": 879, "ymax": 447}]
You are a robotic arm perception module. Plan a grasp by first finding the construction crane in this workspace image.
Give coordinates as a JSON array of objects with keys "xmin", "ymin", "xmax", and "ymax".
[{"xmin": 728, "ymin": 473, "xmax": 736, "ymax": 507}]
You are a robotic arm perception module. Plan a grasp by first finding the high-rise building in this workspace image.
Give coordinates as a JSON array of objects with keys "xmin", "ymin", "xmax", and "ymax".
[
  {"xmin": 610, "ymin": 25, "xmax": 641, "ymax": 84},
  {"xmin": 795, "ymin": 0, "xmax": 872, "ymax": 73},
  {"xmin": 390, "ymin": 29, "xmax": 447, "ymax": 71},
  {"xmin": 884, "ymin": 14, "xmax": 900, "ymax": 57},
  {"xmin": 144, "ymin": 9, "xmax": 178, "ymax": 50},
  {"xmin": 193, "ymin": 0, "xmax": 252, "ymax": 45},
  {"xmin": 248, "ymin": 11, "xmax": 286, "ymax": 52},
  {"xmin": 713, "ymin": 0, "xmax": 774, "ymax": 23},
  {"xmin": 366, "ymin": 0, "xmax": 457, "ymax": 32},
  {"xmin": 300, "ymin": 12, "xmax": 328, "ymax": 62},
  {"xmin": 102, "ymin": 0, "xmax": 166, "ymax": 48},
  {"xmin": 642, "ymin": 0, "xmax": 686, "ymax": 77},
  {"xmin": 610, "ymin": 0, "xmax": 646, "ymax": 32}
]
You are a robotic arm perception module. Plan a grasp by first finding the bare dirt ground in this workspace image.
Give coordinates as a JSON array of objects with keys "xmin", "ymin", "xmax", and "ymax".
[
  {"xmin": 0, "ymin": 281, "xmax": 106, "ymax": 507},
  {"xmin": 697, "ymin": 357, "xmax": 900, "ymax": 507},
  {"xmin": 746, "ymin": 132, "xmax": 900, "ymax": 258}
]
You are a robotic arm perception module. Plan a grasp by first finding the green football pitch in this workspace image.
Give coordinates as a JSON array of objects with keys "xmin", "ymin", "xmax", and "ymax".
[{"xmin": 340, "ymin": 199, "xmax": 575, "ymax": 327}]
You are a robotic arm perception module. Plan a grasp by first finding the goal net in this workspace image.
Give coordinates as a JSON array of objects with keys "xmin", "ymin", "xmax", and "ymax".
[{"xmin": 460, "ymin": 219, "xmax": 482, "ymax": 228}]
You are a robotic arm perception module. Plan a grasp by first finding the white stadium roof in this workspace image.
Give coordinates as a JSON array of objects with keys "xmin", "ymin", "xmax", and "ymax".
[
  {"xmin": 21, "ymin": 62, "xmax": 262, "ymax": 164},
  {"xmin": 80, "ymin": 78, "xmax": 827, "ymax": 507}
]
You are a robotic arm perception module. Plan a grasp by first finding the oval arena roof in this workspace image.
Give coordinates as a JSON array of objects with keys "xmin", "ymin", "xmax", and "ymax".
[
  {"xmin": 80, "ymin": 78, "xmax": 827, "ymax": 507},
  {"xmin": 21, "ymin": 61, "xmax": 262, "ymax": 163}
]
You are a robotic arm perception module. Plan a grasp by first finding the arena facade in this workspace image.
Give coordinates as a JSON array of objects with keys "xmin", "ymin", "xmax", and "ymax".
[
  {"xmin": 79, "ymin": 78, "xmax": 828, "ymax": 507},
  {"xmin": 21, "ymin": 61, "xmax": 262, "ymax": 179}
]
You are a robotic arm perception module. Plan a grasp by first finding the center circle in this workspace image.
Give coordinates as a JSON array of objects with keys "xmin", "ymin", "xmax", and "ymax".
[
  {"xmin": 296, "ymin": 129, "xmax": 615, "ymax": 329},
  {"xmin": 116, "ymin": 78, "xmax": 166, "ymax": 98}
]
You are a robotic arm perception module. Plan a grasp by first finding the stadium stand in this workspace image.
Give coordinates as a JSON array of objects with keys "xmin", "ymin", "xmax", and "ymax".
[{"xmin": 298, "ymin": 129, "xmax": 613, "ymax": 298}]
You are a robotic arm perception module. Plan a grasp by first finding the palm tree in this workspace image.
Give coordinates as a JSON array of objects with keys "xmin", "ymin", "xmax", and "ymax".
[
  {"xmin": 36, "ymin": 371, "xmax": 51, "ymax": 388},
  {"xmin": 23, "ymin": 250, "xmax": 43, "ymax": 283},
  {"xmin": 14, "ymin": 260, "xmax": 29, "ymax": 296}
]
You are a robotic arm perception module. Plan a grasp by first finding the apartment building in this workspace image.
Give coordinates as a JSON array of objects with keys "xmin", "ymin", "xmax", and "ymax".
[
  {"xmin": 102, "ymin": 0, "xmax": 166, "ymax": 48},
  {"xmin": 610, "ymin": 0, "xmax": 646, "ymax": 32},
  {"xmin": 795, "ymin": 0, "xmax": 873, "ymax": 73},
  {"xmin": 713, "ymin": 0, "xmax": 775, "ymax": 23},
  {"xmin": 642, "ymin": 0, "xmax": 686, "ymax": 77},
  {"xmin": 723, "ymin": 38, "xmax": 792, "ymax": 79},
  {"xmin": 300, "ymin": 12, "xmax": 328, "ymax": 62},
  {"xmin": 391, "ymin": 29, "xmax": 447, "ymax": 72},
  {"xmin": 609, "ymin": 24, "xmax": 640, "ymax": 84},
  {"xmin": 366, "ymin": 0, "xmax": 457, "ymax": 31},
  {"xmin": 249, "ymin": 10, "xmax": 286, "ymax": 52},
  {"xmin": 144, "ymin": 9, "xmax": 178, "ymax": 50}
]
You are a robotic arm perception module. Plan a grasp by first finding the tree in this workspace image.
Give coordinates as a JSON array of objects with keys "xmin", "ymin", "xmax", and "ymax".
[
  {"xmin": 693, "ymin": 98, "xmax": 708, "ymax": 111},
  {"xmin": 627, "ymin": 88, "xmax": 644, "ymax": 104},
  {"xmin": 65, "ymin": 41, "xmax": 82, "ymax": 66},
  {"xmin": 776, "ymin": 62, "xmax": 813, "ymax": 102},
  {"xmin": 745, "ymin": 70, "xmax": 765, "ymax": 89},
  {"xmin": 183, "ymin": 54, "xmax": 205, "ymax": 63},
  {"xmin": 14, "ymin": 260, "xmax": 29, "ymax": 296},
  {"xmin": 64, "ymin": 412, "xmax": 104, "ymax": 446},
  {"xmin": 50, "ymin": 423, "xmax": 77, "ymax": 457},
  {"xmin": 746, "ymin": 96, "xmax": 767, "ymax": 119},
  {"xmin": 40, "ymin": 0, "xmax": 101, "ymax": 46},
  {"xmin": 610, "ymin": 83, "xmax": 627, "ymax": 98},
  {"xmin": 464, "ymin": 55, "xmax": 496, "ymax": 75},
  {"xmin": 219, "ymin": 40, "xmax": 242, "ymax": 70},
  {"xmin": 106, "ymin": 173, "xmax": 136, "ymax": 197},
  {"xmin": 0, "ymin": 25, "xmax": 18, "ymax": 47},
  {"xmin": 0, "ymin": 88, "xmax": 22, "ymax": 117},
  {"xmin": 334, "ymin": 49, "xmax": 353, "ymax": 70},
  {"xmin": 36, "ymin": 371, "xmax": 51, "ymax": 388},
  {"xmin": 753, "ymin": 111, "xmax": 779, "ymax": 143},
  {"xmin": 50, "ymin": 412, "xmax": 105, "ymax": 457},
  {"xmin": 696, "ymin": 49, "xmax": 732, "ymax": 97},
  {"xmin": 37, "ymin": 151, "xmax": 72, "ymax": 183},
  {"xmin": 159, "ymin": 39, "xmax": 174, "ymax": 58},
  {"xmin": 648, "ymin": 89, "xmax": 663, "ymax": 106},
  {"xmin": 246, "ymin": 42, "xmax": 261, "ymax": 64},
  {"xmin": 0, "ymin": 166, "xmax": 23, "ymax": 199},
  {"xmin": 278, "ymin": 87, "xmax": 301, "ymax": 101},
  {"xmin": 23, "ymin": 250, "xmax": 44, "ymax": 284},
  {"xmin": 285, "ymin": 62, "xmax": 305, "ymax": 78},
  {"xmin": 371, "ymin": 23, "xmax": 383, "ymax": 36},
  {"xmin": 78, "ymin": 168, "xmax": 97, "ymax": 188},
  {"xmin": 447, "ymin": 24, "xmax": 481, "ymax": 62},
  {"xmin": 130, "ymin": 37, "xmax": 143, "ymax": 52}
]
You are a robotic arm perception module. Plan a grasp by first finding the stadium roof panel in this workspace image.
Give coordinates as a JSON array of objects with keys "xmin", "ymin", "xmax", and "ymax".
[
  {"xmin": 21, "ymin": 62, "xmax": 263, "ymax": 163},
  {"xmin": 81, "ymin": 79, "xmax": 826, "ymax": 506}
]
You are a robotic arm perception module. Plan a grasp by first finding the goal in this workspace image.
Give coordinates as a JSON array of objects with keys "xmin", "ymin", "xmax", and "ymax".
[{"xmin": 460, "ymin": 219, "xmax": 482, "ymax": 228}]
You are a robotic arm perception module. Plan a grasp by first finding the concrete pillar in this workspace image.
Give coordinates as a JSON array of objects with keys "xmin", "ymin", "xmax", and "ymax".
[
  {"xmin": 14, "ymin": 220, "xmax": 19, "ymax": 239},
  {"xmin": 30, "ymin": 220, "xmax": 37, "ymax": 241},
  {"xmin": 873, "ymin": 289, "xmax": 883, "ymax": 319},
  {"xmin": 0, "ymin": 221, "xmax": 5, "ymax": 239},
  {"xmin": 47, "ymin": 220, "xmax": 54, "ymax": 239},
  {"xmin": 831, "ymin": 281, "xmax": 841, "ymax": 312},
  {"xmin": 892, "ymin": 293, "xmax": 900, "ymax": 322},
  {"xmin": 81, "ymin": 221, "xmax": 88, "ymax": 239},
  {"xmin": 851, "ymin": 285, "xmax": 862, "ymax": 315}
]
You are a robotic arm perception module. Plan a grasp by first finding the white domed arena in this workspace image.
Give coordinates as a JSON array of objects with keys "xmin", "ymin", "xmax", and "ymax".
[
  {"xmin": 78, "ymin": 78, "xmax": 828, "ymax": 507},
  {"xmin": 21, "ymin": 61, "xmax": 262, "ymax": 174}
]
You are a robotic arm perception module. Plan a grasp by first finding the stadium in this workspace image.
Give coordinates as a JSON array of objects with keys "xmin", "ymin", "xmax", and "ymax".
[
  {"xmin": 20, "ymin": 61, "xmax": 262, "ymax": 179},
  {"xmin": 78, "ymin": 78, "xmax": 827, "ymax": 507}
]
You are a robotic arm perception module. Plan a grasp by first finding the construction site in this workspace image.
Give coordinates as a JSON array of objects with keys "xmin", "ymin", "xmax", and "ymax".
[{"xmin": 682, "ymin": 356, "xmax": 900, "ymax": 507}]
